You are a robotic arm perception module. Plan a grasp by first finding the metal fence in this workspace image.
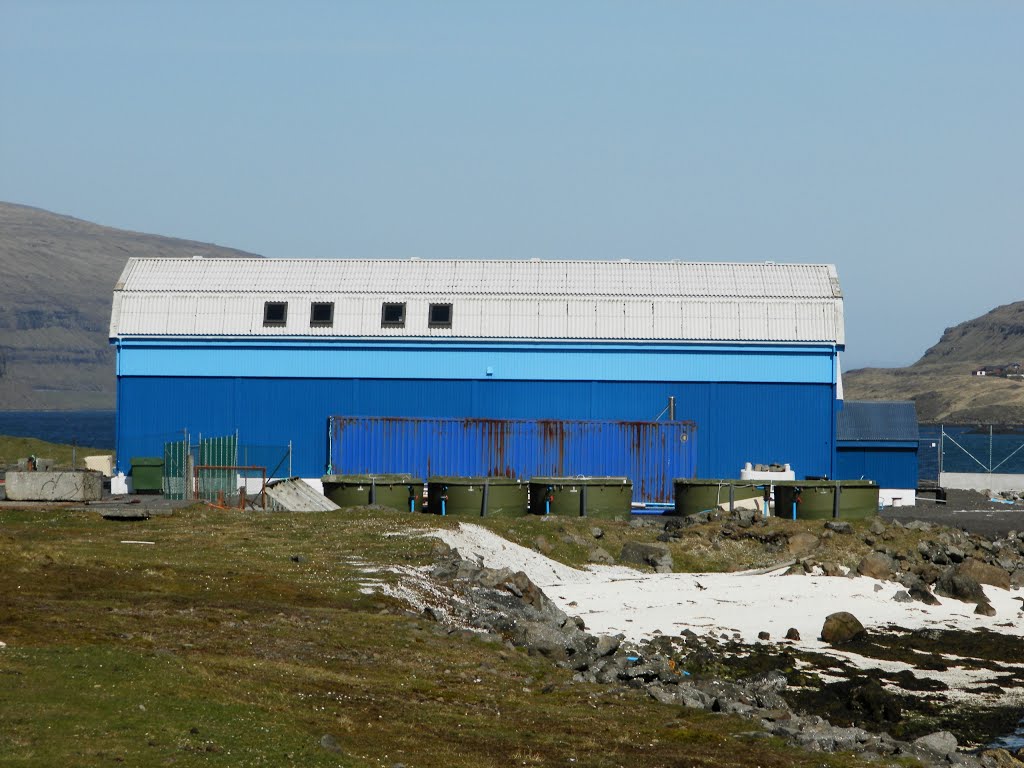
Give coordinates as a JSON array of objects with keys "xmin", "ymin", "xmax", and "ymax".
[
  {"xmin": 162, "ymin": 432, "xmax": 291, "ymax": 503},
  {"xmin": 936, "ymin": 426, "xmax": 1024, "ymax": 475}
]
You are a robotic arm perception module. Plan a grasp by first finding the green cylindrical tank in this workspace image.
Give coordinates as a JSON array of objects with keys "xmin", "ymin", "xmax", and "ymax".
[
  {"xmin": 426, "ymin": 477, "xmax": 528, "ymax": 516},
  {"xmin": 773, "ymin": 480, "xmax": 879, "ymax": 520},
  {"xmin": 528, "ymin": 477, "xmax": 632, "ymax": 518},
  {"xmin": 672, "ymin": 479, "xmax": 765, "ymax": 516},
  {"xmin": 321, "ymin": 474, "xmax": 422, "ymax": 512}
]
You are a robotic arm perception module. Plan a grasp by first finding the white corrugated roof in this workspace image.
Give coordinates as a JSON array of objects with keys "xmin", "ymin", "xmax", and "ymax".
[{"xmin": 110, "ymin": 258, "xmax": 845, "ymax": 343}]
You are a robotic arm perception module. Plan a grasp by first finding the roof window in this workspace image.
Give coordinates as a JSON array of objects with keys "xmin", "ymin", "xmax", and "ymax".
[
  {"xmin": 429, "ymin": 303, "xmax": 453, "ymax": 328},
  {"xmin": 263, "ymin": 301, "xmax": 288, "ymax": 327},
  {"xmin": 310, "ymin": 302, "xmax": 334, "ymax": 327},
  {"xmin": 381, "ymin": 302, "xmax": 406, "ymax": 328}
]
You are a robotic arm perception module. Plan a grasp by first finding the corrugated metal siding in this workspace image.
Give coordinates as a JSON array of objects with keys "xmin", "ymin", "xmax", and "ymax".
[
  {"xmin": 836, "ymin": 447, "xmax": 918, "ymax": 489},
  {"xmin": 110, "ymin": 258, "xmax": 845, "ymax": 343},
  {"xmin": 327, "ymin": 417, "xmax": 696, "ymax": 502},
  {"xmin": 837, "ymin": 401, "xmax": 919, "ymax": 441},
  {"xmin": 114, "ymin": 376, "xmax": 837, "ymax": 482},
  {"xmin": 116, "ymin": 258, "xmax": 842, "ymax": 297},
  {"xmin": 111, "ymin": 293, "xmax": 844, "ymax": 342},
  {"xmin": 115, "ymin": 340, "xmax": 838, "ymax": 384}
]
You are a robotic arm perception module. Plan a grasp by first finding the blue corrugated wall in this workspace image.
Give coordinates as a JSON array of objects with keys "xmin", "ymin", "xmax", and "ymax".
[
  {"xmin": 836, "ymin": 445, "xmax": 918, "ymax": 488},
  {"xmin": 115, "ymin": 376, "xmax": 837, "ymax": 480}
]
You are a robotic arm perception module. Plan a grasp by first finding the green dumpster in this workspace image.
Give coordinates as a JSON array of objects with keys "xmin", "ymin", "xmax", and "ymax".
[
  {"xmin": 427, "ymin": 476, "xmax": 528, "ymax": 516},
  {"xmin": 528, "ymin": 477, "xmax": 632, "ymax": 518},
  {"xmin": 130, "ymin": 456, "xmax": 164, "ymax": 494},
  {"xmin": 773, "ymin": 480, "xmax": 879, "ymax": 520},
  {"xmin": 321, "ymin": 474, "xmax": 422, "ymax": 512},
  {"xmin": 672, "ymin": 479, "xmax": 765, "ymax": 516}
]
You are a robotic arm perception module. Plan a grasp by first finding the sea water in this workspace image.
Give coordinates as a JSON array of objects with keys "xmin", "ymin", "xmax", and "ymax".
[{"xmin": 0, "ymin": 410, "xmax": 115, "ymax": 450}]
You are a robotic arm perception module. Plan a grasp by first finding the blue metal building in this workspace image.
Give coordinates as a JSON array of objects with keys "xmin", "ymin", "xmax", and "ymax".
[
  {"xmin": 109, "ymin": 258, "xmax": 846, "ymax": 488},
  {"xmin": 836, "ymin": 400, "xmax": 919, "ymax": 506}
]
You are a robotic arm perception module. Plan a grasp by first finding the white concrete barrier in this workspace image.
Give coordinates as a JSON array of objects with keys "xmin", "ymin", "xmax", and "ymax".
[
  {"xmin": 940, "ymin": 472, "xmax": 1024, "ymax": 494},
  {"xmin": 6, "ymin": 471, "xmax": 103, "ymax": 502}
]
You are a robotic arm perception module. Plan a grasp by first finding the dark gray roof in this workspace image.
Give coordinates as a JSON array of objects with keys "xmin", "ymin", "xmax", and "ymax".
[{"xmin": 838, "ymin": 401, "xmax": 919, "ymax": 442}]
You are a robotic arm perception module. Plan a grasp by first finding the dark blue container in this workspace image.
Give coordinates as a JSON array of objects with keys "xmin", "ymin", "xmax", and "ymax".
[{"xmin": 327, "ymin": 416, "xmax": 696, "ymax": 503}]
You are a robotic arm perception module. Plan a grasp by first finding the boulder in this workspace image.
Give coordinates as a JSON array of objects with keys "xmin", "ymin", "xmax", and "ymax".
[
  {"xmin": 824, "ymin": 521, "xmax": 852, "ymax": 534},
  {"xmin": 587, "ymin": 547, "xmax": 615, "ymax": 565},
  {"xmin": 787, "ymin": 532, "xmax": 819, "ymax": 555},
  {"xmin": 594, "ymin": 634, "xmax": 622, "ymax": 658},
  {"xmin": 619, "ymin": 541, "xmax": 673, "ymax": 572},
  {"xmin": 978, "ymin": 748, "xmax": 1023, "ymax": 767},
  {"xmin": 975, "ymin": 601, "xmax": 997, "ymax": 616},
  {"xmin": 935, "ymin": 569, "xmax": 988, "ymax": 604},
  {"xmin": 958, "ymin": 557, "xmax": 1011, "ymax": 590},
  {"xmin": 912, "ymin": 730, "xmax": 958, "ymax": 757},
  {"xmin": 857, "ymin": 552, "xmax": 897, "ymax": 580},
  {"xmin": 785, "ymin": 627, "xmax": 801, "ymax": 641},
  {"xmin": 820, "ymin": 612, "xmax": 866, "ymax": 644}
]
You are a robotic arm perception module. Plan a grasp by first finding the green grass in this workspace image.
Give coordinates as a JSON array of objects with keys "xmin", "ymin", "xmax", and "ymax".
[
  {"xmin": 0, "ymin": 506, "xmax": 873, "ymax": 767},
  {"xmin": 0, "ymin": 435, "xmax": 111, "ymax": 469}
]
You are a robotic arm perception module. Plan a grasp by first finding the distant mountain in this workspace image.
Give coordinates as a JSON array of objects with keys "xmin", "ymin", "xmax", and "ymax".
[
  {"xmin": 0, "ymin": 202, "xmax": 261, "ymax": 411},
  {"xmin": 845, "ymin": 301, "xmax": 1024, "ymax": 424}
]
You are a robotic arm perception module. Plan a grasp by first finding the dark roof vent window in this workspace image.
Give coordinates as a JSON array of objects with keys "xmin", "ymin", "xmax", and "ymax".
[
  {"xmin": 381, "ymin": 302, "xmax": 406, "ymax": 328},
  {"xmin": 263, "ymin": 301, "xmax": 288, "ymax": 327},
  {"xmin": 429, "ymin": 303, "xmax": 453, "ymax": 328},
  {"xmin": 310, "ymin": 302, "xmax": 334, "ymax": 327}
]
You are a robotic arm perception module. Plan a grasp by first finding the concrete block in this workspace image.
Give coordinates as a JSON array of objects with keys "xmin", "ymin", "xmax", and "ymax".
[
  {"xmin": 5, "ymin": 471, "xmax": 103, "ymax": 502},
  {"xmin": 84, "ymin": 455, "xmax": 115, "ymax": 477}
]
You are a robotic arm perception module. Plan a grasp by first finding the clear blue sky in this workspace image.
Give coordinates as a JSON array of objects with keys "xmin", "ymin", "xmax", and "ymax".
[{"xmin": 2, "ymin": 1, "xmax": 1021, "ymax": 368}]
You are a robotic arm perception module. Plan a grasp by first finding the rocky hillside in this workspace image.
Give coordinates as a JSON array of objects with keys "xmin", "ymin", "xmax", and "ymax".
[
  {"xmin": 846, "ymin": 301, "xmax": 1024, "ymax": 424},
  {"xmin": 0, "ymin": 202, "xmax": 260, "ymax": 410}
]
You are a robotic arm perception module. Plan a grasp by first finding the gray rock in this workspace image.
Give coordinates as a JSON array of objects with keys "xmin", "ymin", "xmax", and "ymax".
[
  {"xmin": 892, "ymin": 590, "xmax": 913, "ymax": 603},
  {"xmin": 824, "ymin": 521, "xmax": 852, "ymax": 534},
  {"xmin": 533, "ymin": 535, "xmax": 554, "ymax": 555},
  {"xmin": 590, "ymin": 526, "xmax": 604, "ymax": 539},
  {"xmin": 935, "ymin": 569, "xmax": 988, "ymax": 604},
  {"xmin": 912, "ymin": 730, "xmax": 958, "ymax": 756},
  {"xmin": 510, "ymin": 620, "xmax": 573, "ymax": 660},
  {"xmin": 587, "ymin": 546, "xmax": 615, "ymax": 564},
  {"xmin": 975, "ymin": 601, "xmax": 997, "ymax": 616},
  {"xmin": 320, "ymin": 734, "xmax": 343, "ymax": 754},
  {"xmin": 787, "ymin": 532, "xmax": 819, "ymax": 555},
  {"xmin": 785, "ymin": 627, "xmax": 801, "ymax": 641},
  {"xmin": 958, "ymin": 558, "xmax": 1011, "ymax": 590},
  {"xmin": 900, "ymin": 573, "xmax": 941, "ymax": 605},
  {"xmin": 1011, "ymin": 568, "xmax": 1024, "ymax": 589},
  {"xmin": 997, "ymin": 556, "xmax": 1018, "ymax": 572},
  {"xmin": 619, "ymin": 541, "xmax": 673, "ymax": 571},
  {"xmin": 594, "ymin": 634, "xmax": 622, "ymax": 657},
  {"xmin": 857, "ymin": 552, "xmax": 897, "ymax": 580},
  {"xmin": 820, "ymin": 611, "xmax": 866, "ymax": 644},
  {"xmin": 869, "ymin": 519, "xmax": 886, "ymax": 535},
  {"xmin": 904, "ymin": 520, "xmax": 935, "ymax": 532}
]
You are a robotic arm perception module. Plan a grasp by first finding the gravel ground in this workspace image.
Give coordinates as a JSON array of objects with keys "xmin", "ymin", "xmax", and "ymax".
[{"xmin": 883, "ymin": 488, "xmax": 1024, "ymax": 538}]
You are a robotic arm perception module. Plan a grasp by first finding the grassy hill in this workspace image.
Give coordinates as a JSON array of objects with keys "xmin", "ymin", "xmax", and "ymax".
[
  {"xmin": 845, "ymin": 301, "xmax": 1024, "ymax": 424},
  {"xmin": 0, "ymin": 202, "xmax": 260, "ymax": 411}
]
